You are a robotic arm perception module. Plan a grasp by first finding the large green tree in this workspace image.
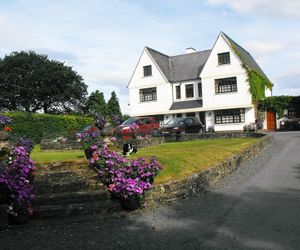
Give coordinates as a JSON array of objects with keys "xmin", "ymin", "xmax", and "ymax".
[
  {"xmin": 0, "ymin": 51, "xmax": 87, "ymax": 113},
  {"xmin": 106, "ymin": 91, "xmax": 122, "ymax": 117},
  {"xmin": 86, "ymin": 90, "xmax": 107, "ymax": 115}
]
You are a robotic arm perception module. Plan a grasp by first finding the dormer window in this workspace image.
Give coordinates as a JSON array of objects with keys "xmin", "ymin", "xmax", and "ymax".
[
  {"xmin": 143, "ymin": 65, "xmax": 152, "ymax": 77},
  {"xmin": 218, "ymin": 52, "xmax": 230, "ymax": 65}
]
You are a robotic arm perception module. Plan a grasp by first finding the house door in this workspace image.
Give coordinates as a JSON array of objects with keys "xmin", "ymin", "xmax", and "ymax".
[{"xmin": 266, "ymin": 111, "xmax": 276, "ymax": 130}]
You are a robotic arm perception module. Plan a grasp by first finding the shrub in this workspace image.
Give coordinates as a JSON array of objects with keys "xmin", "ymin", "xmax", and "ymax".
[{"xmin": 1, "ymin": 112, "xmax": 93, "ymax": 143}]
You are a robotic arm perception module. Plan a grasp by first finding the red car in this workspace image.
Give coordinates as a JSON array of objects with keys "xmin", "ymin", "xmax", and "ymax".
[{"xmin": 115, "ymin": 117, "xmax": 160, "ymax": 137}]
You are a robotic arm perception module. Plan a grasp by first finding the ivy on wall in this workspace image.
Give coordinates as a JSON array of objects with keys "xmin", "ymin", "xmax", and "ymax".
[
  {"xmin": 230, "ymin": 44, "xmax": 273, "ymax": 103},
  {"xmin": 259, "ymin": 96, "xmax": 294, "ymax": 118},
  {"xmin": 246, "ymin": 68, "xmax": 273, "ymax": 103}
]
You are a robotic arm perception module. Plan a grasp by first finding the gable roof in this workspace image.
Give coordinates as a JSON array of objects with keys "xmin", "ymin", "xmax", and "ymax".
[
  {"xmin": 146, "ymin": 47, "xmax": 211, "ymax": 83},
  {"xmin": 145, "ymin": 32, "xmax": 269, "ymax": 83},
  {"xmin": 221, "ymin": 32, "xmax": 268, "ymax": 78}
]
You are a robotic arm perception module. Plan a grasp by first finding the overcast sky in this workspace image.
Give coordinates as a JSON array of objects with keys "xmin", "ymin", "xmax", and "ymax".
[{"xmin": 1, "ymin": 0, "xmax": 300, "ymax": 114}]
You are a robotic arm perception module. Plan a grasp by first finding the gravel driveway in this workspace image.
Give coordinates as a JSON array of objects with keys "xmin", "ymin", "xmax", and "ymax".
[{"xmin": 1, "ymin": 132, "xmax": 299, "ymax": 250}]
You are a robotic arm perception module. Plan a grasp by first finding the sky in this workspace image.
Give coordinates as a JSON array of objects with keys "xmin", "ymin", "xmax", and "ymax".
[{"xmin": 1, "ymin": 0, "xmax": 300, "ymax": 114}]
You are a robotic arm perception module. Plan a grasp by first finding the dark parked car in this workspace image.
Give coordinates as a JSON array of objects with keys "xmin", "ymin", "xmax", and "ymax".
[
  {"xmin": 115, "ymin": 117, "xmax": 160, "ymax": 137},
  {"xmin": 279, "ymin": 117, "xmax": 300, "ymax": 131},
  {"xmin": 160, "ymin": 117, "xmax": 204, "ymax": 135}
]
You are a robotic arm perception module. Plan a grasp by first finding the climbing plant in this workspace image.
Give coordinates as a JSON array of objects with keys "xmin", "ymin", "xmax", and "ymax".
[
  {"xmin": 230, "ymin": 45, "xmax": 273, "ymax": 103},
  {"xmin": 259, "ymin": 96, "xmax": 294, "ymax": 118}
]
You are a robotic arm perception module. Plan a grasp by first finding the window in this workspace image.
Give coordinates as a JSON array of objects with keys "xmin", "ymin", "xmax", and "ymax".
[
  {"xmin": 215, "ymin": 109, "xmax": 245, "ymax": 124},
  {"xmin": 218, "ymin": 52, "xmax": 230, "ymax": 65},
  {"xmin": 185, "ymin": 84, "xmax": 194, "ymax": 98},
  {"xmin": 175, "ymin": 85, "xmax": 181, "ymax": 99},
  {"xmin": 143, "ymin": 65, "xmax": 152, "ymax": 77},
  {"xmin": 198, "ymin": 82, "xmax": 202, "ymax": 97},
  {"xmin": 215, "ymin": 77, "xmax": 237, "ymax": 94},
  {"xmin": 176, "ymin": 113, "xmax": 182, "ymax": 118},
  {"xmin": 139, "ymin": 87, "xmax": 157, "ymax": 102}
]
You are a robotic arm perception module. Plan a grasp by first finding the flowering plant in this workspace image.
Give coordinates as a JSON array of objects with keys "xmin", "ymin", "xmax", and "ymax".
[
  {"xmin": 0, "ymin": 146, "xmax": 35, "ymax": 221},
  {"xmin": 94, "ymin": 113, "xmax": 106, "ymax": 130},
  {"xmin": 16, "ymin": 137, "xmax": 34, "ymax": 154},
  {"xmin": 89, "ymin": 143, "xmax": 162, "ymax": 203},
  {"xmin": 78, "ymin": 126, "xmax": 101, "ymax": 150},
  {"xmin": 0, "ymin": 115, "xmax": 12, "ymax": 131}
]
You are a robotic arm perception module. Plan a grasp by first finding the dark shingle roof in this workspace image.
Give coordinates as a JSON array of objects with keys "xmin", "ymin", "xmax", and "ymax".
[
  {"xmin": 222, "ymin": 32, "xmax": 268, "ymax": 78},
  {"xmin": 169, "ymin": 100, "xmax": 203, "ymax": 110},
  {"xmin": 146, "ymin": 47, "xmax": 211, "ymax": 82},
  {"xmin": 145, "ymin": 32, "xmax": 268, "ymax": 82}
]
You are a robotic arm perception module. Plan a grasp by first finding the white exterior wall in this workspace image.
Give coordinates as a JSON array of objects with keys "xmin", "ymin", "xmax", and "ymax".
[
  {"xmin": 127, "ymin": 33, "xmax": 270, "ymax": 131},
  {"xmin": 201, "ymin": 33, "xmax": 255, "ymax": 131},
  {"xmin": 128, "ymin": 49, "xmax": 173, "ymax": 117},
  {"xmin": 200, "ymin": 34, "xmax": 253, "ymax": 110}
]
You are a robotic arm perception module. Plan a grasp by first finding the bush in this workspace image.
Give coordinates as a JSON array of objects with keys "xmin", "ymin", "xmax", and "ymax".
[{"xmin": 1, "ymin": 112, "xmax": 93, "ymax": 143}]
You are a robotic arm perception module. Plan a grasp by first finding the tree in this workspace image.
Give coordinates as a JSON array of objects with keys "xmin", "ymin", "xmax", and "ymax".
[
  {"xmin": 0, "ymin": 51, "xmax": 87, "ymax": 113},
  {"xmin": 86, "ymin": 90, "xmax": 107, "ymax": 115},
  {"xmin": 106, "ymin": 91, "xmax": 122, "ymax": 117}
]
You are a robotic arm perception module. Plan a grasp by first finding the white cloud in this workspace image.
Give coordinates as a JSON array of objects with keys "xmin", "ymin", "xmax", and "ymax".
[{"xmin": 207, "ymin": 0, "xmax": 300, "ymax": 18}]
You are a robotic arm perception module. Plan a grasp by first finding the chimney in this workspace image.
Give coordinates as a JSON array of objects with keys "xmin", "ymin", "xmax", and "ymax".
[{"xmin": 185, "ymin": 47, "xmax": 196, "ymax": 54}]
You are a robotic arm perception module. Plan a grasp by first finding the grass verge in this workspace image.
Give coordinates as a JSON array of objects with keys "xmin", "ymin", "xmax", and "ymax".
[{"xmin": 32, "ymin": 138, "xmax": 258, "ymax": 183}]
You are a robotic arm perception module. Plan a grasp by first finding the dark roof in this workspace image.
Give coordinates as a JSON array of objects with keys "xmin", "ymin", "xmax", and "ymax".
[
  {"xmin": 222, "ymin": 32, "xmax": 268, "ymax": 78},
  {"xmin": 145, "ymin": 32, "xmax": 268, "ymax": 82},
  {"xmin": 169, "ymin": 100, "xmax": 203, "ymax": 110},
  {"xmin": 146, "ymin": 47, "xmax": 211, "ymax": 82}
]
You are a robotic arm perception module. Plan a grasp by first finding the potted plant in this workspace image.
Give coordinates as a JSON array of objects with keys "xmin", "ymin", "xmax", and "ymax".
[
  {"xmin": 108, "ymin": 177, "xmax": 151, "ymax": 210},
  {"xmin": 78, "ymin": 127, "xmax": 101, "ymax": 159}
]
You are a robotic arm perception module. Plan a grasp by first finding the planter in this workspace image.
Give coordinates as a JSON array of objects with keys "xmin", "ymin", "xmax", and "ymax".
[
  {"xmin": 8, "ymin": 213, "xmax": 30, "ymax": 225},
  {"xmin": 84, "ymin": 148, "xmax": 93, "ymax": 159},
  {"xmin": 119, "ymin": 198, "xmax": 141, "ymax": 211}
]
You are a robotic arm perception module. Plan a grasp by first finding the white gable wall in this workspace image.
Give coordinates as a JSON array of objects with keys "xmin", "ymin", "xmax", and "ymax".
[
  {"xmin": 200, "ymin": 34, "xmax": 253, "ymax": 108},
  {"xmin": 200, "ymin": 33, "xmax": 255, "ymax": 131},
  {"xmin": 128, "ymin": 49, "xmax": 172, "ymax": 116}
]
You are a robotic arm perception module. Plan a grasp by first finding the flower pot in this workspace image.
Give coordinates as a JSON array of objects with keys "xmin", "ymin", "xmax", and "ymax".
[
  {"xmin": 84, "ymin": 148, "xmax": 93, "ymax": 159},
  {"xmin": 119, "ymin": 198, "xmax": 140, "ymax": 211},
  {"xmin": 8, "ymin": 213, "xmax": 30, "ymax": 225}
]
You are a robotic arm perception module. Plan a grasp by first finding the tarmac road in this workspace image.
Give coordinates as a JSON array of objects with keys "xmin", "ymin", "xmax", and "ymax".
[{"xmin": 1, "ymin": 132, "xmax": 299, "ymax": 250}]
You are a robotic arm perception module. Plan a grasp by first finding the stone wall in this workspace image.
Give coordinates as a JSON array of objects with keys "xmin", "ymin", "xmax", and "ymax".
[
  {"xmin": 146, "ymin": 134, "xmax": 273, "ymax": 203},
  {"xmin": 40, "ymin": 139, "xmax": 81, "ymax": 150},
  {"xmin": 164, "ymin": 131, "xmax": 264, "ymax": 143}
]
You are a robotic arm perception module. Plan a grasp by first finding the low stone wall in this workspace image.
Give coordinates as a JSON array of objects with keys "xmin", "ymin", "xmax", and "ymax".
[
  {"xmin": 114, "ymin": 137, "xmax": 165, "ymax": 149},
  {"xmin": 164, "ymin": 131, "xmax": 264, "ymax": 143},
  {"xmin": 147, "ymin": 134, "xmax": 273, "ymax": 203},
  {"xmin": 40, "ymin": 139, "xmax": 81, "ymax": 150}
]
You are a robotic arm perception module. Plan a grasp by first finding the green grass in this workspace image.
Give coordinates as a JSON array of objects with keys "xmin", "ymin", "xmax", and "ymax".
[
  {"xmin": 31, "ymin": 145, "xmax": 85, "ymax": 163},
  {"xmin": 32, "ymin": 138, "xmax": 258, "ymax": 183},
  {"xmin": 129, "ymin": 138, "xmax": 258, "ymax": 183}
]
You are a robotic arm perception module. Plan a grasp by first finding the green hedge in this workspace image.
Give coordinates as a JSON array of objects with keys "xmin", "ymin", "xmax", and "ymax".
[{"xmin": 1, "ymin": 112, "xmax": 93, "ymax": 143}]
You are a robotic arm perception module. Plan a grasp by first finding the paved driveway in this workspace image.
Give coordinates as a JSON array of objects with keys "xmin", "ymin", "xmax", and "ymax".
[{"xmin": 1, "ymin": 132, "xmax": 300, "ymax": 250}]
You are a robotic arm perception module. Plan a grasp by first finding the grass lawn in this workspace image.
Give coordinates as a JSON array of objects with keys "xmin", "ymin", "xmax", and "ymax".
[
  {"xmin": 32, "ymin": 138, "xmax": 258, "ymax": 183},
  {"xmin": 31, "ymin": 145, "xmax": 85, "ymax": 163},
  {"xmin": 129, "ymin": 138, "xmax": 259, "ymax": 184}
]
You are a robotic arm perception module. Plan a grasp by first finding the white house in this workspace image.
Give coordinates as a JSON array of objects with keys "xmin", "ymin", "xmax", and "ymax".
[{"xmin": 128, "ymin": 32, "xmax": 271, "ymax": 131}]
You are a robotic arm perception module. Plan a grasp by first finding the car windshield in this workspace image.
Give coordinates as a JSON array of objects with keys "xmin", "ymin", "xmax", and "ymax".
[
  {"xmin": 165, "ymin": 118, "xmax": 185, "ymax": 126},
  {"xmin": 122, "ymin": 118, "xmax": 137, "ymax": 125}
]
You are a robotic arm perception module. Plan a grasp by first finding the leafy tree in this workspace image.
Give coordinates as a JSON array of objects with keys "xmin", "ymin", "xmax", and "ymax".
[
  {"xmin": 0, "ymin": 51, "xmax": 87, "ymax": 113},
  {"xmin": 86, "ymin": 90, "xmax": 107, "ymax": 115},
  {"xmin": 106, "ymin": 91, "xmax": 122, "ymax": 117}
]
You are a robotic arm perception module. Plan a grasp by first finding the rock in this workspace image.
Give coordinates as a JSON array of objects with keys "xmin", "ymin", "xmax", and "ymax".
[
  {"xmin": 0, "ymin": 131, "xmax": 9, "ymax": 141},
  {"xmin": 103, "ymin": 137, "xmax": 112, "ymax": 146}
]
